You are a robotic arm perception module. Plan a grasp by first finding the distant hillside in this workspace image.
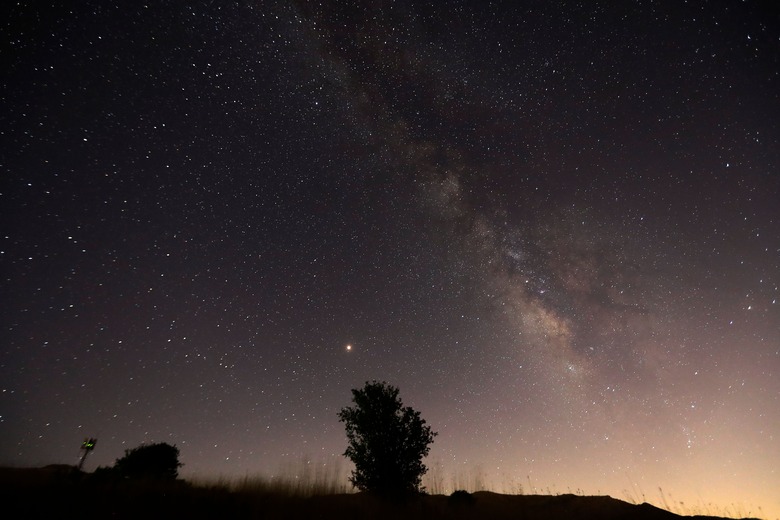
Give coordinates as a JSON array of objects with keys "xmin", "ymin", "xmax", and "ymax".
[{"xmin": 0, "ymin": 466, "xmax": 763, "ymax": 520}]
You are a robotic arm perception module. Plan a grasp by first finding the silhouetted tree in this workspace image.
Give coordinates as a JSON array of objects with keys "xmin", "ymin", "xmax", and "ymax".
[
  {"xmin": 338, "ymin": 381, "xmax": 436, "ymax": 495},
  {"xmin": 114, "ymin": 442, "xmax": 182, "ymax": 480}
]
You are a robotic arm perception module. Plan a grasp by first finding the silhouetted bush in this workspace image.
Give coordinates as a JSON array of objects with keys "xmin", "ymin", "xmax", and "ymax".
[
  {"xmin": 338, "ymin": 381, "xmax": 437, "ymax": 495},
  {"xmin": 448, "ymin": 489, "xmax": 476, "ymax": 507},
  {"xmin": 114, "ymin": 442, "xmax": 182, "ymax": 480}
]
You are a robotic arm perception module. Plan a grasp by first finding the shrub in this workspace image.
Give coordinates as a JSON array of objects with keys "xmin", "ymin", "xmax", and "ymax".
[
  {"xmin": 448, "ymin": 489, "xmax": 476, "ymax": 507},
  {"xmin": 114, "ymin": 442, "xmax": 182, "ymax": 480}
]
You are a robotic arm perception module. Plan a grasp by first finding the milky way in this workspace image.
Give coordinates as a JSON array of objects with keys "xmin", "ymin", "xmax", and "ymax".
[{"xmin": 2, "ymin": 2, "xmax": 778, "ymax": 517}]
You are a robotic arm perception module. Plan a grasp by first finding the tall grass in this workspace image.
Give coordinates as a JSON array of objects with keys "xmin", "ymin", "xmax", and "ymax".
[
  {"xmin": 3, "ymin": 465, "xmax": 769, "ymax": 520},
  {"xmin": 655, "ymin": 487, "xmax": 765, "ymax": 519},
  {"xmin": 187, "ymin": 463, "xmax": 769, "ymax": 520},
  {"xmin": 190, "ymin": 456, "xmax": 352, "ymax": 497}
]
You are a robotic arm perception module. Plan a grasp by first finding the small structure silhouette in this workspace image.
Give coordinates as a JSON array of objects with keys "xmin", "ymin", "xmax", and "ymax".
[{"xmin": 77, "ymin": 437, "xmax": 97, "ymax": 471}]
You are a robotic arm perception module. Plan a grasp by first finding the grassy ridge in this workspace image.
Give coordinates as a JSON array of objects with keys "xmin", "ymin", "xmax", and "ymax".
[{"xmin": 0, "ymin": 466, "xmax": 763, "ymax": 520}]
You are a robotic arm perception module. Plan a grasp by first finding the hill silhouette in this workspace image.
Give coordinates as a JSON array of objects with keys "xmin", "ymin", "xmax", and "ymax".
[{"xmin": 0, "ymin": 466, "xmax": 763, "ymax": 520}]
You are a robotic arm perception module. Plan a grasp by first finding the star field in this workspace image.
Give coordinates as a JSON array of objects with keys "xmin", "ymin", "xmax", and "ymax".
[{"xmin": 1, "ymin": 1, "xmax": 779, "ymax": 517}]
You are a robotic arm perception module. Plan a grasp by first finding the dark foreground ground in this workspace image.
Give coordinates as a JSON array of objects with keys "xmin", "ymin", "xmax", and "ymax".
[{"xmin": 0, "ymin": 466, "xmax": 763, "ymax": 520}]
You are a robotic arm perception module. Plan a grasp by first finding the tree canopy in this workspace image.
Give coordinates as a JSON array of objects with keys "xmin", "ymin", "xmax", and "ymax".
[{"xmin": 338, "ymin": 381, "xmax": 436, "ymax": 495}]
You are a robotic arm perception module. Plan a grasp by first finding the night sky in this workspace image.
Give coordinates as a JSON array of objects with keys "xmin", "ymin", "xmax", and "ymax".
[{"xmin": 2, "ymin": 1, "xmax": 779, "ymax": 517}]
